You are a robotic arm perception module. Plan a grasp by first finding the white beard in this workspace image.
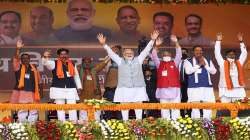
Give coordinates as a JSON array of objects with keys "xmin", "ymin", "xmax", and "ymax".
[{"xmin": 69, "ymin": 18, "xmax": 92, "ymax": 31}]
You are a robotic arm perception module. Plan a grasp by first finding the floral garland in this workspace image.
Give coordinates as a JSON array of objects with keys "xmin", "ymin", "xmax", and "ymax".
[{"xmin": 84, "ymin": 99, "xmax": 113, "ymax": 109}]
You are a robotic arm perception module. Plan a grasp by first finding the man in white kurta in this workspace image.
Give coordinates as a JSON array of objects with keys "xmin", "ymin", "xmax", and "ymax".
[
  {"xmin": 184, "ymin": 46, "xmax": 217, "ymax": 119},
  {"xmin": 97, "ymin": 31, "xmax": 159, "ymax": 120},
  {"xmin": 215, "ymin": 33, "xmax": 247, "ymax": 103},
  {"xmin": 42, "ymin": 48, "xmax": 82, "ymax": 122}
]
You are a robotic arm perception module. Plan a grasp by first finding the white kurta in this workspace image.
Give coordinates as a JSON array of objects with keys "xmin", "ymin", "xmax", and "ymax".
[
  {"xmin": 214, "ymin": 41, "xmax": 247, "ymax": 98},
  {"xmin": 184, "ymin": 57, "xmax": 217, "ymax": 102},
  {"xmin": 103, "ymin": 40, "xmax": 154, "ymax": 103},
  {"xmin": 42, "ymin": 58, "xmax": 82, "ymax": 100},
  {"xmin": 0, "ymin": 34, "xmax": 22, "ymax": 45}
]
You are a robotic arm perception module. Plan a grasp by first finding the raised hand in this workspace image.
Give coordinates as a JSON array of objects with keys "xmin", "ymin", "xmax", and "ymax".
[
  {"xmin": 97, "ymin": 33, "xmax": 106, "ymax": 45},
  {"xmin": 170, "ymin": 35, "xmax": 178, "ymax": 43},
  {"xmin": 216, "ymin": 32, "xmax": 223, "ymax": 41},
  {"xmin": 16, "ymin": 40, "xmax": 24, "ymax": 49},
  {"xmin": 43, "ymin": 50, "xmax": 51, "ymax": 58},
  {"xmin": 237, "ymin": 32, "xmax": 243, "ymax": 42},
  {"xmin": 151, "ymin": 30, "xmax": 159, "ymax": 40},
  {"xmin": 155, "ymin": 37, "xmax": 163, "ymax": 47}
]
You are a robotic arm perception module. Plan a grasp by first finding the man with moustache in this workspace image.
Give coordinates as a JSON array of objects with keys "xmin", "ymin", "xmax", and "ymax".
[
  {"xmin": 112, "ymin": 5, "xmax": 143, "ymax": 45},
  {"xmin": 0, "ymin": 11, "xmax": 22, "ymax": 45},
  {"xmin": 184, "ymin": 46, "xmax": 217, "ymax": 119},
  {"xmin": 179, "ymin": 14, "xmax": 214, "ymax": 47},
  {"xmin": 152, "ymin": 12, "xmax": 177, "ymax": 47},
  {"xmin": 55, "ymin": 0, "xmax": 111, "ymax": 44},
  {"xmin": 22, "ymin": 6, "xmax": 59, "ymax": 45},
  {"xmin": 42, "ymin": 48, "xmax": 82, "ymax": 122}
]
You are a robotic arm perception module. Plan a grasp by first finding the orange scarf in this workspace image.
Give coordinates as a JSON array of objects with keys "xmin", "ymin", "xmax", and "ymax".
[
  {"xmin": 18, "ymin": 64, "xmax": 40, "ymax": 102},
  {"xmin": 56, "ymin": 58, "xmax": 75, "ymax": 78},
  {"xmin": 224, "ymin": 60, "xmax": 245, "ymax": 90}
]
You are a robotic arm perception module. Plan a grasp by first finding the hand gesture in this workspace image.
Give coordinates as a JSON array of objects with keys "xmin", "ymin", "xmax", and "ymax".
[
  {"xmin": 97, "ymin": 33, "xmax": 106, "ymax": 45},
  {"xmin": 216, "ymin": 32, "xmax": 223, "ymax": 41},
  {"xmin": 151, "ymin": 30, "xmax": 159, "ymax": 40},
  {"xmin": 16, "ymin": 40, "xmax": 24, "ymax": 49},
  {"xmin": 43, "ymin": 50, "xmax": 51, "ymax": 58},
  {"xmin": 155, "ymin": 37, "xmax": 163, "ymax": 47},
  {"xmin": 170, "ymin": 35, "xmax": 178, "ymax": 43},
  {"xmin": 199, "ymin": 57, "xmax": 206, "ymax": 66},
  {"xmin": 237, "ymin": 32, "xmax": 243, "ymax": 42}
]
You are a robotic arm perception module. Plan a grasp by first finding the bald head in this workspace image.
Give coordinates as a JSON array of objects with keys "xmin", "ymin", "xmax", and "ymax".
[{"xmin": 30, "ymin": 6, "xmax": 54, "ymax": 33}]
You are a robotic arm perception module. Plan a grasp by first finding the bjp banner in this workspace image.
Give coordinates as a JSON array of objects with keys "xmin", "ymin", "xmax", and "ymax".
[{"xmin": 0, "ymin": 2, "xmax": 249, "ymax": 91}]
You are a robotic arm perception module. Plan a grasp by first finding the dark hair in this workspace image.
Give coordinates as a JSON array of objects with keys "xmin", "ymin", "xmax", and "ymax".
[
  {"xmin": 21, "ymin": 53, "xmax": 30, "ymax": 58},
  {"xmin": 117, "ymin": 5, "xmax": 139, "ymax": 18},
  {"xmin": 112, "ymin": 45, "xmax": 122, "ymax": 50},
  {"xmin": 0, "ymin": 11, "xmax": 21, "ymax": 23},
  {"xmin": 182, "ymin": 48, "xmax": 189, "ymax": 52},
  {"xmin": 57, "ymin": 48, "xmax": 69, "ymax": 55},
  {"xmin": 153, "ymin": 12, "xmax": 174, "ymax": 26},
  {"xmin": 225, "ymin": 49, "xmax": 236, "ymax": 56},
  {"xmin": 185, "ymin": 14, "xmax": 202, "ymax": 25},
  {"xmin": 192, "ymin": 45, "xmax": 203, "ymax": 51}
]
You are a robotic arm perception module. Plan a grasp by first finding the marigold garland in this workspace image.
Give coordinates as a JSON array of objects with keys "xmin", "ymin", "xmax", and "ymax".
[{"xmin": 0, "ymin": 103, "xmax": 248, "ymax": 120}]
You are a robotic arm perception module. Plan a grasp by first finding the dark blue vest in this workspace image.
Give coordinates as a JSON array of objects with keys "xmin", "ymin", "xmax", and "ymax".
[
  {"xmin": 51, "ymin": 60, "xmax": 77, "ymax": 88},
  {"xmin": 14, "ymin": 65, "xmax": 35, "ymax": 92},
  {"xmin": 187, "ymin": 58, "xmax": 212, "ymax": 88}
]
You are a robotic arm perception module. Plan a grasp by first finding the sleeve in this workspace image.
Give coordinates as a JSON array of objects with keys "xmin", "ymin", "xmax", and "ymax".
[
  {"xmin": 138, "ymin": 40, "xmax": 154, "ymax": 64},
  {"xmin": 174, "ymin": 47, "xmax": 182, "ymax": 67},
  {"xmin": 150, "ymin": 48, "xmax": 160, "ymax": 68},
  {"xmin": 13, "ymin": 57, "xmax": 20, "ymax": 71},
  {"xmin": 74, "ymin": 65, "xmax": 82, "ymax": 89},
  {"xmin": 94, "ymin": 60, "xmax": 108, "ymax": 73},
  {"xmin": 103, "ymin": 44, "xmax": 122, "ymax": 65},
  {"xmin": 205, "ymin": 60, "xmax": 217, "ymax": 75},
  {"xmin": 184, "ymin": 60, "xmax": 201, "ymax": 75},
  {"xmin": 239, "ymin": 42, "xmax": 248, "ymax": 65},
  {"xmin": 41, "ymin": 58, "xmax": 55, "ymax": 70},
  {"xmin": 214, "ymin": 41, "xmax": 224, "ymax": 66}
]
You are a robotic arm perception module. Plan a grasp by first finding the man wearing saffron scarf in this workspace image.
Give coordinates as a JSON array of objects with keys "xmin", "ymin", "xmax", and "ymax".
[
  {"xmin": 184, "ymin": 45, "xmax": 217, "ymax": 119},
  {"xmin": 42, "ymin": 48, "xmax": 82, "ymax": 122},
  {"xmin": 10, "ymin": 40, "xmax": 42, "ymax": 123},
  {"xmin": 215, "ymin": 33, "xmax": 247, "ymax": 103},
  {"xmin": 97, "ymin": 30, "xmax": 159, "ymax": 121},
  {"xmin": 151, "ymin": 35, "xmax": 182, "ymax": 120}
]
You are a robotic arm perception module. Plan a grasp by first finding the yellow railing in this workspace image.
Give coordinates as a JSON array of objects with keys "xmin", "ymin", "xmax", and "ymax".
[{"xmin": 0, "ymin": 103, "xmax": 249, "ymax": 120}]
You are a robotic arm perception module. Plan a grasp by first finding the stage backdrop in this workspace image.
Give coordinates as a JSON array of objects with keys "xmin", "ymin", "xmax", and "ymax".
[{"xmin": 0, "ymin": 2, "xmax": 249, "ymax": 91}]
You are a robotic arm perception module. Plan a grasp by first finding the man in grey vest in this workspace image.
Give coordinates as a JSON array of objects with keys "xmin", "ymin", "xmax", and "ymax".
[{"xmin": 97, "ymin": 30, "xmax": 159, "ymax": 120}]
